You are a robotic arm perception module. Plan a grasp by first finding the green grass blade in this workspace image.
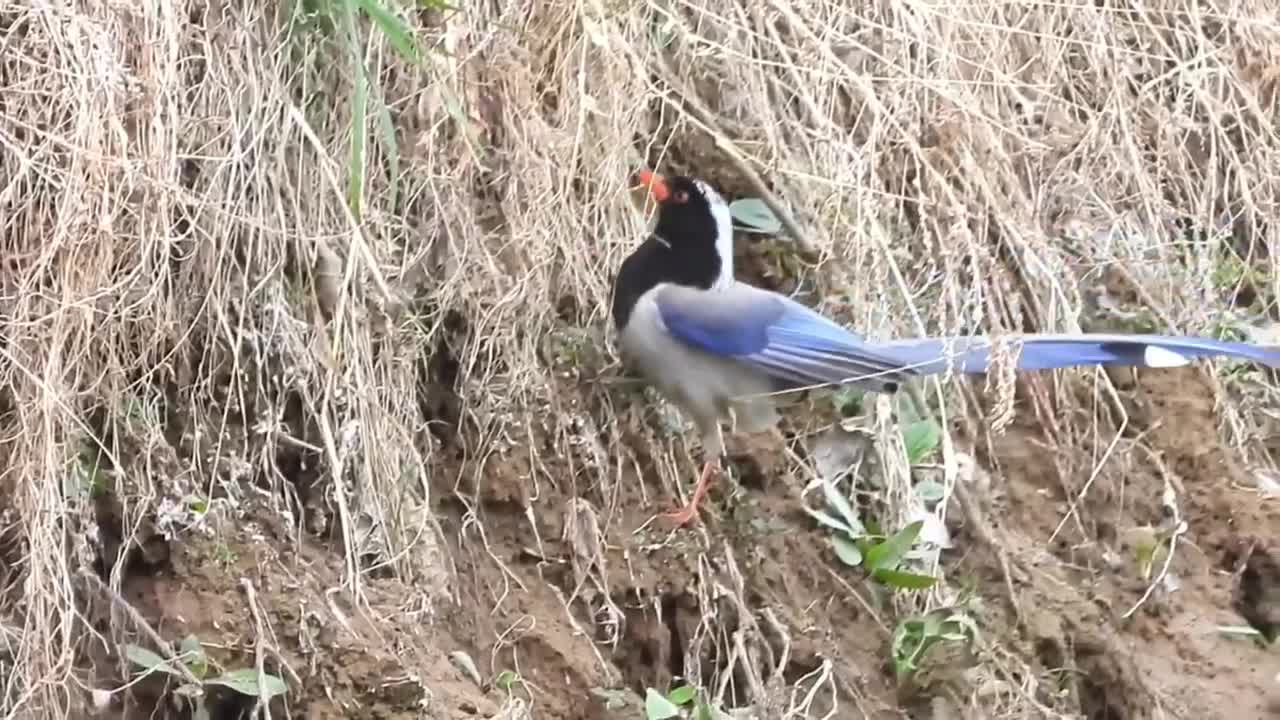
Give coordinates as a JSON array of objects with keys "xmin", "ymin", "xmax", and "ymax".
[
  {"xmin": 374, "ymin": 94, "xmax": 400, "ymax": 210},
  {"xmin": 357, "ymin": 0, "xmax": 421, "ymax": 65},
  {"xmin": 342, "ymin": 0, "xmax": 368, "ymax": 218},
  {"xmin": 864, "ymin": 520, "xmax": 924, "ymax": 573},
  {"xmin": 872, "ymin": 568, "xmax": 938, "ymax": 590}
]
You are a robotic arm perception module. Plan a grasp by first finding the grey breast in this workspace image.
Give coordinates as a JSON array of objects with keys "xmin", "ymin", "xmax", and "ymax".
[{"xmin": 619, "ymin": 285, "xmax": 781, "ymax": 436}]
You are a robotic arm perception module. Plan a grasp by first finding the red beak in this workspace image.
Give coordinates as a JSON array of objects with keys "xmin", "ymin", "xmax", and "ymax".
[{"xmin": 635, "ymin": 169, "xmax": 670, "ymax": 203}]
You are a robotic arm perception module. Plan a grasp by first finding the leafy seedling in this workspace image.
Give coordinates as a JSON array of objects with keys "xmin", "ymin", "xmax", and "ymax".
[
  {"xmin": 644, "ymin": 684, "xmax": 726, "ymax": 720},
  {"xmin": 863, "ymin": 521, "xmax": 939, "ymax": 590},
  {"xmin": 805, "ymin": 476, "xmax": 938, "ymax": 590},
  {"xmin": 125, "ymin": 634, "xmax": 288, "ymax": 720},
  {"xmin": 891, "ymin": 607, "xmax": 980, "ymax": 681},
  {"xmin": 805, "ymin": 474, "xmax": 868, "ymax": 566},
  {"xmin": 205, "ymin": 669, "xmax": 289, "ymax": 698}
]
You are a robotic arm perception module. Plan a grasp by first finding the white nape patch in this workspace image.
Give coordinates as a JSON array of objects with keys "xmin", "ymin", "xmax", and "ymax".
[
  {"xmin": 695, "ymin": 179, "xmax": 735, "ymax": 289},
  {"xmin": 1142, "ymin": 345, "xmax": 1192, "ymax": 368}
]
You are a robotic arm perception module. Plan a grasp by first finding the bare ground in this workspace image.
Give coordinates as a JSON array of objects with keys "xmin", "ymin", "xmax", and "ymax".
[{"xmin": 2, "ymin": 1, "xmax": 1280, "ymax": 719}]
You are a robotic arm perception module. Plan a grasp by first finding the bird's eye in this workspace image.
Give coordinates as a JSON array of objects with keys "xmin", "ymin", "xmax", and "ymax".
[{"xmin": 673, "ymin": 190, "xmax": 690, "ymax": 203}]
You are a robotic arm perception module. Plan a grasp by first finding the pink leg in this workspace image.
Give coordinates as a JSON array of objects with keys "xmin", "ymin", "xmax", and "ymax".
[{"xmin": 663, "ymin": 460, "xmax": 719, "ymax": 526}]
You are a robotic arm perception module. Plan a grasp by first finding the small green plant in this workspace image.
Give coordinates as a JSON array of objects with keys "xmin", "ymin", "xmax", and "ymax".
[
  {"xmin": 494, "ymin": 669, "xmax": 522, "ymax": 692},
  {"xmin": 67, "ymin": 445, "xmax": 109, "ymax": 500},
  {"xmin": 125, "ymin": 635, "xmax": 287, "ymax": 718},
  {"xmin": 891, "ymin": 606, "xmax": 979, "ymax": 681},
  {"xmin": 1209, "ymin": 248, "xmax": 1271, "ymax": 310},
  {"xmin": 285, "ymin": 0, "xmax": 458, "ymax": 218},
  {"xmin": 807, "ymin": 480, "xmax": 938, "ymax": 590},
  {"xmin": 184, "ymin": 495, "xmax": 210, "ymax": 515},
  {"xmin": 643, "ymin": 684, "xmax": 726, "ymax": 719},
  {"xmin": 1133, "ymin": 520, "xmax": 1188, "ymax": 581},
  {"xmin": 1133, "ymin": 533, "xmax": 1158, "ymax": 579}
]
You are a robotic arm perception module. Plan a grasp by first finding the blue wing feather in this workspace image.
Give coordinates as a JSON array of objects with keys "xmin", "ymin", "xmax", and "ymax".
[{"xmin": 654, "ymin": 284, "xmax": 916, "ymax": 390}]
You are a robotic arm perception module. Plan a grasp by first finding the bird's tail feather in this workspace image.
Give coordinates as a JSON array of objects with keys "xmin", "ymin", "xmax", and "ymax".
[{"xmin": 873, "ymin": 334, "xmax": 1280, "ymax": 376}]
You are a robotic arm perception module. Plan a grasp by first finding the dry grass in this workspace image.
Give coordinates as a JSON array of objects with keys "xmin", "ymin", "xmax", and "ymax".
[{"xmin": 2, "ymin": 0, "xmax": 1279, "ymax": 717}]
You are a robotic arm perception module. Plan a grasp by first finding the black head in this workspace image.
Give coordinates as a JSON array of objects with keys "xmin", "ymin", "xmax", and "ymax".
[
  {"xmin": 610, "ymin": 171, "xmax": 734, "ymax": 329},
  {"xmin": 637, "ymin": 171, "xmax": 724, "ymax": 253}
]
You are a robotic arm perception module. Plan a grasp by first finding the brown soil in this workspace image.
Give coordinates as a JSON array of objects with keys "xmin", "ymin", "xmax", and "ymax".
[{"xmin": 55, "ymin": 359, "xmax": 1279, "ymax": 720}]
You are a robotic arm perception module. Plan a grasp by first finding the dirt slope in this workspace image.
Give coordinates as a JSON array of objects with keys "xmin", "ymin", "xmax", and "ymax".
[{"xmin": 2, "ymin": 1, "xmax": 1280, "ymax": 719}]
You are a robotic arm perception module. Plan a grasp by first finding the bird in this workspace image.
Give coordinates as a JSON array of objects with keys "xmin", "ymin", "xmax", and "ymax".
[{"xmin": 610, "ymin": 169, "xmax": 1280, "ymax": 525}]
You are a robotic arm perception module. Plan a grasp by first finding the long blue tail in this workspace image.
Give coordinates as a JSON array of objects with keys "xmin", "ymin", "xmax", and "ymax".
[{"xmin": 873, "ymin": 333, "xmax": 1280, "ymax": 376}]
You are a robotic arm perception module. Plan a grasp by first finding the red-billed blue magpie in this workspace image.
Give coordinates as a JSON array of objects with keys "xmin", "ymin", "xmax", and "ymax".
[{"xmin": 611, "ymin": 170, "xmax": 1280, "ymax": 525}]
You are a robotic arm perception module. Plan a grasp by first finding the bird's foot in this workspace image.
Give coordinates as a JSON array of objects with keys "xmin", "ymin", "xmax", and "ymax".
[
  {"xmin": 661, "ymin": 504, "xmax": 700, "ymax": 526},
  {"xmin": 662, "ymin": 460, "xmax": 719, "ymax": 526}
]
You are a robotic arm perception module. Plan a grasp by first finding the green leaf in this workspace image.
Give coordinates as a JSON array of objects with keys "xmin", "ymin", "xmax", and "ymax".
[
  {"xmin": 902, "ymin": 419, "xmax": 940, "ymax": 465},
  {"xmin": 184, "ymin": 495, "xmax": 209, "ymax": 515},
  {"xmin": 728, "ymin": 198, "xmax": 782, "ymax": 234},
  {"xmin": 854, "ymin": 536, "xmax": 876, "ymax": 558},
  {"xmin": 804, "ymin": 507, "xmax": 856, "ymax": 536},
  {"xmin": 864, "ymin": 520, "xmax": 924, "ymax": 573},
  {"xmin": 939, "ymin": 613, "xmax": 980, "ymax": 642},
  {"xmin": 342, "ymin": 0, "xmax": 368, "ymax": 219},
  {"xmin": 913, "ymin": 480, "xmax": 945, "ymax": 505},
  {"xmin": 495, "ymin": 670, "xmax": 520, "ymax": 690},
  {"xmin": 180, "ymin": 635, "xmax": 209, "ymax": 678},
  {"xmin": 863, "ymin": 517, "xmax": 883, "ymax": 536},
  {"xmin": 891, "ymin": 619, "xmax": 925, "ymax": 653},
  {"xmin": 872, "ymin": 568, "xmax": 938, "ymax": 590},
  {"xmin": 206, "ymin": 669, "xmax": 289, "ymax": 699},
  {"xmin": 831, "ymin": 535, "xmax": 863, "ymax": 567},
  {"xmin": 890, "ymin": 617, "xmax": 930, "ymax": 676},
  {"xmin": 820, "ymin": 481, "xmax": 864, "ymax": 536},
  {"xmin": 644, "ymin": 688, "xmax": 681, "ymax": 719},
  {"xmin": 666, "ymin": 684, "xmax": 695, "ymax": 705},
  {"xmin": 357, "ymin": 0, "xmax": 421, "ymax": 64},
  {"xmin": 125, "ymin": 645, "xmax": 181, "ymax": 677}
]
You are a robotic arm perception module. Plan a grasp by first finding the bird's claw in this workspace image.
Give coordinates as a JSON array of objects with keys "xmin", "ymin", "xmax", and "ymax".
[{"xmin": 659, "ymin": 460, "xmax": 718, "ymax": 527}]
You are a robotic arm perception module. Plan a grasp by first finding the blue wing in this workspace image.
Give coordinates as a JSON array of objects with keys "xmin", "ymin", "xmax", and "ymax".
[
  {"xmin": 654, "ymin": 284, "xmax": 917, "ymax": 391},
  {"xmin": 874, "ymin": 334, "xmax": 1280, "ymax": 374}
]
